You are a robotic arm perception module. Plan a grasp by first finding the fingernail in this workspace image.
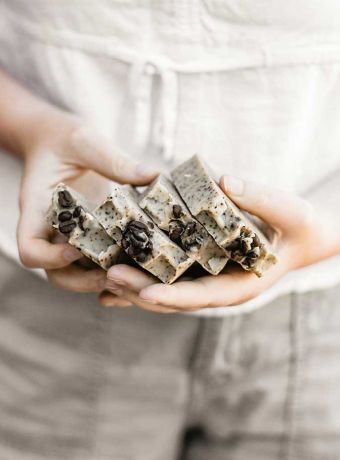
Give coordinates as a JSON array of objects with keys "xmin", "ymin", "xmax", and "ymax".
[
  {"xmin": 63, "ymin": 247, "xmax": 81, "ymax": 262},
  {"xmin": 135, "ymin": 163, "xmax": 158, "ymax": 177},
  {"xmin": 222, "ymin": 175, "xmax": 244, "ymax": 196}
]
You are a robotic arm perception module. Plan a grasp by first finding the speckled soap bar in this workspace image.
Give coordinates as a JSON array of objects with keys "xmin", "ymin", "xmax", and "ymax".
[
  {"xmin": 48, "ymin": 184, "xmax": 121, "ymax": 270},
  {"xmin": 139, "ymin": 175, "xmax": 229, "ymax": 275},
  {"xmin": 94, "ymin": 184, "xmax": 194, "ymax": 284},
  {"xmin": 171, "ymin": 155, "xmax": 277, "ymax": 277}
]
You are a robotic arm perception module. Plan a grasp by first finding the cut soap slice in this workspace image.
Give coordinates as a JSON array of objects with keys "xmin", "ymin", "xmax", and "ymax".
[
  {"xmin": 48, "ymin": 184, "xmax": 121, "ymax": 270},
  {"xmin": 94, "ymin": 184, "xmax": 194, "ymax": 284},
  {"xmin": 138, "ymin": 175, "xmax": 229, "ymax": 275},
  {"xmin": 171, "ymin": 155, "xmax": 277, "ymax": 277}
]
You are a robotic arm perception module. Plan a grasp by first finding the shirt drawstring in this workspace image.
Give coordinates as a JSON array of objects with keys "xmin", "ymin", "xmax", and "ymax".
[{"xmin": 129, "ymin": 59, "xmax": 178, "ymax": 161}]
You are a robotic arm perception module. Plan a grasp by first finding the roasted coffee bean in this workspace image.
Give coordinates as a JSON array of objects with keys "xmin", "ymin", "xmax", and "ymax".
[
  {"xmin": 129, "ymin": 234, "xmax": 147, "ymax": 249},
  {"xmin": 240, "ymin": 239, "xmax": 249, "ymax": 255},
  {"xmin": 173, "ymin": 204, "xmax": 183, "ymax": 218},
  {"xmin": 128, "ymin": 220, "xmax": 149, "ymax": 232},
  {"xmin": 226, "ymin": 239, "xmax": 240, "ymax": 251},
  {"xmin": 121, "ymin": 238, "xmax": 129, "ymax": 250},
  {"xmin": 78, "ymin": 215, "xmax": 85, "ymax": 231},
  {"xmin": 170, "ymin": 227, "xmax": 183, "ymax": 241},
  {"xmin": 169, "ymin": 220, "xmax": 185, "ymax": 241},
  {"xmin": 148, "ymin": 221, "xmax": 155, "ymax": 229},
  {"xmin": 58, "ymin": 211, "xmax": 72, "ymax": 222},
  {"xmin": 186, "ymin": 221, "xmax": 196, "ymax": 236},
  {"xmin": 136, "ymin": 252, "xmax": 148, "ymax": 263},
  {"xmin": 247, "ymin": 250, "xmax": 258, "ymax": 259},
  {"xmin": 133, "ymin": 229, "xmax": 149, "ymax": 243},
  {"xmin": 252, "ymin": 234, "xmax": 260, "ymax": 248},
  {"xmin": 73, "ymin": 206, "xmax": 82, "ymax": 218},
  {"xmin": 127, "ymin": 246, "xmax": 136, "ymax": 257},
  {"xmin": 58, "ymin": 190, "xmax": 73, "ymax": 208},
  {"xmin": 242, "ymin": 226, "xmax": 253, "ymax": 237},
  {"xmin": 59, "ymin": 220, "xmax": 77, "ymax": 234}
]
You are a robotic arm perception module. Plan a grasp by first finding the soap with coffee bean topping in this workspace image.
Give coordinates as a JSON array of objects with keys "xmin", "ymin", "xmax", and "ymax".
[
  {"xmin": 171, "ymin": 155, "xmax": 277, "ymax": 277},
  {"xmin": 139, "ymin": 175, "xmax": 229, "ymax": 275},
  {"xmin": 94, "ymin": 184, "xmax": 193, "ymax": 284},
  {"xmin": 48, "ymin": 184, "xmax": 121, "ymax": 270}
]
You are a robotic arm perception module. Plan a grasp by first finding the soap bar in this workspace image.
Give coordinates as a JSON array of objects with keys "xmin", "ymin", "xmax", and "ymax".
[
  {"xmin": 171, "ymin": 155, "xmax": 277, "ymax": 277},
  {"xmin": 94, "ymin": 184, "xmax": 194, "ymax": 284},
  {"xmin": 48, "ymin": 184, "xmax": 121, "ymax": 270},
  {"xmin": 139, "ymin": 175, "xmax": 229, "ymax": 275}
]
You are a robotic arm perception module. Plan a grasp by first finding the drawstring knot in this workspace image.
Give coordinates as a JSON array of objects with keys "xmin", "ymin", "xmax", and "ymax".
[{"xmin": 129, "ymin": 59, "xmax": 178, "ymax": 161}]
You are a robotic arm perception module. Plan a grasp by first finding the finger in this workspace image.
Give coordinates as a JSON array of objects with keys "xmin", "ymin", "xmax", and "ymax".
[
  {"xmin": 46, "ymin": 265, "xmax": 106, "ymax": 293},
  {"xmin": 139, "ymin": 264, "xmax": 284, "ymax": 309},
  {"xmin": 99, "ymin": 292, "xmax": 133, "ymax": 308},
  {"xmin": 17, "ymin": 208, "xmax": 82, "ymax": 269},
  {"xmin": 105, "ymin": 285, "xmax": 181, "ymax": 314},
  {"xmin": 70, "ymin": 126, "xmax": 158, "ymax": 185},
  {"xmin": 219, "ymin": 175, "xmax": 313, "ymax": 234},
  {"xmin": 107, "ymin": 264, "xmax": 158, "ymax": 292}
]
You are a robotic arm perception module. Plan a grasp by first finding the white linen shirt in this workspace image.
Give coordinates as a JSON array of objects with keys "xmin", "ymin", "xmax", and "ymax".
[{"xmin": 1, "ymin": 0, "xmax": 340, "ymax": 316}]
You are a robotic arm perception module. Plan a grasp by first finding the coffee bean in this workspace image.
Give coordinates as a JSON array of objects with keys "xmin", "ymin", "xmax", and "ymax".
[
  {"xmin": 58, "ymin": 190, "xmax": 73, "ymax": 208},
  {"xmin": 148, "ymin": 221, "xmax": 155, "ymax": 229},
  {"xmin": 226, "ymin": 239, "xmax": 240, "ymax": 251},
  {"xmin": 186, "ymin": 221, "xmax": 196, "ymax": 236},
  {"xmin": 59, "ymin": 220, "xmax": 77, "ymax": 234},
  {"xmin": 247, "ymin": 250, "xmax": 258, "ymax": 259},
  {"xmin": 240, "ymin": 239, "xmax": 249, "ymax": 255},
  {"xmin": 132, "ymin": 229, "xmax": 149, "ymax": 243},
  {"xmin": 112, "ymin": 227, "xmax": 123, "ymax": 242},
  {"xmin": 173, "ymin": 204, "xmax": 183, "ymax": 218},
  {"xmin": 58, "ymin": 211, "xmax": 72, "ymax": 222},
  {"xmin": 129, "ymin": 234, "xmax": 146, "ymax": 249},
  {"xmin": 73, "ymin": 206, "xmax": 82, "ymax": 218},
  {"xmin": 170, "ymin": 227, "xmax": 183, "ymax": 241},
  {"xmin": 129, "ymin": 220, "xmax": 149, "ymax": 232},
  {"xmin": 136, "ymin": 252, "xmax": 148, "ymax": 263},
  {"xmin": 252, "ymin": 234, "xmax": 260, "ymax": 248},
  {"xmin": 121, "ymin": 238, "xmax": 129, "ymax": 250},
  {"xmin": 78, "ymin": 215, "xmax": 85, "ymax": 231}
]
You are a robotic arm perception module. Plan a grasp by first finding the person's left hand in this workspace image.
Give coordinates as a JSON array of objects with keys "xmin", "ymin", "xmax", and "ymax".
[{"xmin": 101, "ymin": 175, "xmax": 340, "ymax": 313}]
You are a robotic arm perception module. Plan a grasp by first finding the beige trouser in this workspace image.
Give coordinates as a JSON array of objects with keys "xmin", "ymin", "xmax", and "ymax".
[{"xmin": 0, "ymin": 253, "xmax": 340, "ymax": 460}]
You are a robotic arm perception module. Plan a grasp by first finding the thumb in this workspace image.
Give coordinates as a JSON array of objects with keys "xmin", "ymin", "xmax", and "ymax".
[
  {"xmin": 220, "ymin": 175, "xmax": 313, "ymax": 234},
  {"xmin": 69, "ymin": 126, "xmax": 158, "ymax": 185}
]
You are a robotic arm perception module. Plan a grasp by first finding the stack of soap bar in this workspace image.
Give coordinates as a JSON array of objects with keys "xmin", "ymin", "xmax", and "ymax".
[
  {"xmin": 171, "ymin": 155, "xmax": 277, "ymax": 277},
  {"xmin": 138, "ymin": 175, "xmax": 229, "ymax": 275},
  {"xmin": 48, "ymin": 184, "xmax": 121, "ymax": 270},
  {"xmin": 94, "ymin": 184, "xmax": 194, "ymax": 284}
]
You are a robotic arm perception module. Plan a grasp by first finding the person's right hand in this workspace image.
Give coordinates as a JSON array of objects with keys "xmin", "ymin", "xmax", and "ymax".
[{"xmin": 17, "ymin": 107, "xmax": 157, "ymax": 294}]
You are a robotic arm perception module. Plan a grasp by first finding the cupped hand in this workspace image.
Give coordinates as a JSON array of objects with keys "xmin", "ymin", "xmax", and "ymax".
[
  {"xmin": 17, "ymin": 108, "xmax": 157, "ymax": 292},
  {"xmin": 102, "ymin": 175, "xmax": 340, "ymax": 313}
]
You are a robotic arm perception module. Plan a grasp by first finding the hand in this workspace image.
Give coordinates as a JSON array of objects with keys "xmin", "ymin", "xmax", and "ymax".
[
  {"xmin": 17, "ymin": 107, "xmax": 157, "ymax": 293},
  {"xmin": 101, "ymin": 175, "xmax": 340, "ymax": 312}
]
